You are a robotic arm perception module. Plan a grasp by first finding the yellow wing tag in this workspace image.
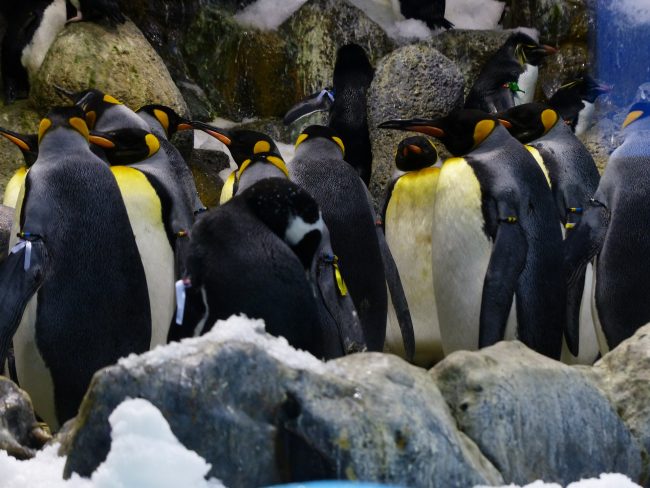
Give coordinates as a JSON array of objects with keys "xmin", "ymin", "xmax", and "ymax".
[{"xmin": 332, "ymin": 256, "xmax": 348, "ymax": 296}]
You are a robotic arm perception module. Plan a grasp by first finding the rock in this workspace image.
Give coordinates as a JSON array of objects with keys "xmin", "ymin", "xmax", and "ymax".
[
  {"xmin": 431, "ymin": 341, "xmax": 644, "ymax": 486},
  {"xmin": 280, "ymin": 0, "xmax": 394, "ymax": 96},
  {"xmin": 367, "ymin": 43, "xmax": 464, "ymax": 204},
  {"xmin": 579, "ymin": 101, "xmax": 626, "ymax": 173},
  {"xmin": 592, "ymin": 324, "xmax": 650, "ymax": 472},
  {"xmin": 62, "ymin": 316, "xmax": 503, "ymax": 486},
  {"xmin": 0, "ymin": 376, "xmax": 51, "ymax": 459},
  {"xmin": 538, "ymin": 42, "xmax": 590, "ymax": 101},
  {"xmin": 187, "ymin": 148, "xmax": 230, "ymax": 208},
  {"xmin": 30, "ymin": 20, "xmax": 188, "ymax": 117},
  {"xmin": 0, "ymin": 100, "xmax": 41, "ymax": 200}
]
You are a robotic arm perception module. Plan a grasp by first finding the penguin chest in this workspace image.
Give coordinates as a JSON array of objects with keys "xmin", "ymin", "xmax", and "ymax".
[
  {"xmin": 514, "ymin": 64, "xmax": 538, "ymax": 105},
  {"xmin": 384, "ymin": 168, "xmax": 441, "ymax": 365},
  {"xmin": 111, "ymin": 167, "xmax": 175, "ymax": 348},
  {"xmin": 432, "ymin": 159, "xmax": 492, "ymax": 355},
  {"xmin": 574, "ymin": 101, "xmax": 595, "ymax": 136},
  {"xmin": 20, "ymin": 0, "xmax": 67, "ymax": 77},
  {"xmin": 3, "ymin": 167, "xmax": 28, "ymax": 208}
]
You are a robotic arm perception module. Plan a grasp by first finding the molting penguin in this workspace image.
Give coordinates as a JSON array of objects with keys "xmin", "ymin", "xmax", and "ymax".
[
  {"xmin": 284, "ymin": 44, "xmax": 374, "ymax": 186},
  {"xmin": 1, "ymin": 0, "xmax": 67, "ymax": 102},
  {"xmin": 380, "ymin": 109, "xmax": 566, "ymax": 359},
  {"xmin": 66, "ymin": 0, "xmax": 125, "ymax": 26},
  {"xmin": 381, "ymin": 136, "xmax": 442, "ymax": 367},
  {"xmin": 497, "ymin": 102, "xmax": 601, "ymax": 364},
  {"xmin": 0, "ymin": 107, "xmax": 150, "ymax": 428},
  {"xmin": 465, "ymin": 32, "xmax": 556, "ymax": 113},
  {"xmin": 183, "ymin": 177, "xmax": 366, "ymax": 359},
  {"xmin": 548, "ymin": 74, "xmax": 611, "ymax": 136},
  {"xmin": 565, "ymin": 102, "xmax": 650, "ymax": 355},
  {"xmin": 288, "ymin": 125, "xmax": 411, "ymax": 355},
  {"xmin": 399, "ymin": 0, "xmax": 453, "ymax": 30}
]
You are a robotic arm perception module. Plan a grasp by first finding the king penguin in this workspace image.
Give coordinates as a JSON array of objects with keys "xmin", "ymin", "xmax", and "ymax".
[
  {"xmin": 0, "ymin": 107, "xmax": 151, "ymax": 429},
  {"xmin": 497, "ymin": 102, "xmax": 601, "ymax": 364},
  {"xmin": 565, "ymin": 102, "xmax": 650, "ymax": 355},
  {"xmin": 380, "ymin": 109, "xmax": 566, "ymax": 359},
  {"xmin": 548, "ymin": 74, "xmax": 611, "ymax": 136},
  {"xmin": 284, "ymin": 44, "xmax": 374, "ymax": 186},
  {"xmin": 465, "ymin": 32, "xmax": 556, "ymax": 113},
  {"xmin": 1, "ymin": 0, "xmax": 67, "ymax": 102},
  {"xmin": 381, "ymin": 136, "xmax": 442, "ymax": 367},
  {"xmin": 184, "ymin": 177, "xmax": 366, "ymax": 359}
]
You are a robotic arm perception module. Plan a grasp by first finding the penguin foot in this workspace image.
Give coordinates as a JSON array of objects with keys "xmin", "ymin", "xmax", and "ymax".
[
  {"xmin": 66, "ymin": 13, "xmax": 83, "ymax": 24},
  {"xmin": 31, "ymin": 423, "xmax": 52, "ymax": 446}
]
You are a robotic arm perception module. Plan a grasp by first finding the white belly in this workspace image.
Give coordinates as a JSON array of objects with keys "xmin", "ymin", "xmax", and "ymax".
[
  {"xmin": 590, "ymin": 257, "xmax": 609, "ymax": 356},
  {"xmin": 432, "ymin": 159, "xmax": 493, "ymax": 355},
  {"xmin": 112, "ymin": 168, "xmax": 175, "ymax": 348},
  {"xmin": 574, "ymin": 101, "xmax": 595, "ymax": 137},
  {"xmin": 384, "ymin": 169, "xmax": 441, "ymax": 367},
  {"xmin": 514, "ymin": 64, "xmax": 538, "ymax": 105},
  {"xmin": 20, "ymin": 0, "xmax": 67, "ymax": 78}
]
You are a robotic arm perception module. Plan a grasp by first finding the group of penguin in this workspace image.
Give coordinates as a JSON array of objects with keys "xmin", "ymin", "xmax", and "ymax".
[{"xmin": 0, "ymin": 20, "xmax": 642, "ymax": 435}]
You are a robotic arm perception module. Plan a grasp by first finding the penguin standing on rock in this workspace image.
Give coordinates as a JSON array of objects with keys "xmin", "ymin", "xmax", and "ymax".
[
  {"xmin": 548, "ymin": 74, "xmax": 612, "ymax": 136},
  {"xmin": 184, "ymin": 177, "xmax": 366, "ymax": 359},
  {"xmin": 0, "ymin": 107, "xmax": 151, "ymax": 429},
  {"xmin": 465, "ymin": 32, "xmax": 556, "ymax": 113},
  {"xmin": 381, "ymin": 136, "xmax": 442, "ymax": 367},
  {"xmin": 565, "ymin": 102, "xmax": 650, "ymax": 355},
  {"xmin": 380, "ymin": 109, "xmax": 566, "ymax": 359},
  {"xmin": 284, "ymin": 44, "xmax": 375, "ymax": 186}
]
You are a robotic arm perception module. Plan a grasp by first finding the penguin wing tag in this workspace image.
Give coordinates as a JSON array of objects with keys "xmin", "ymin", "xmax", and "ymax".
[
  {"xmin": 175, "ymin": 279, "xmax": 188, "ymax": 325},
  {"xmin": 331, "ymin": 257, "xmax": 348, "ymax": 296},
  {"xmin": 9, "ymin": 240, "xmax": 32, "ymax": 271},
  {"xmin": 283, "ymin": 89, "xmax": 334, "ymax": 125},
  {"xmin": 0, "ymin": 240, "xmax": 47, "ymax": 367}
]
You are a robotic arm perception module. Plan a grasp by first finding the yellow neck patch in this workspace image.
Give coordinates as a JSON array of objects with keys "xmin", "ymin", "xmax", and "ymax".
[
  {"xmin": 623, "ymin": 110, "xmax": 644, "ymax": 129},
  {"xmin": 153, "ymin": 109, "xmax": 170, "ymax": 133},
  {"xmin": 69, "ymin": 117, "xmax": 90, "ymax": 140},
  {"xmin": 220, "ymin": 172, "xmax": 236, "ymax": 204},
  {"xmin": 38, "ymin": 118, "xmax": 52, "ymax": 143},
  {"xmin": 85, "ymin": 110, "xmax": 97, "ymax": 129},
  {"xmin": 473, "ymin": 120, "xmax": 496, "ymax": 147},
  {"xmin": 145, "ymin": 133, "xmax": 160, "ymax": 157},
  {"xmin": 103, "ymin": 94, "xmax": 122, "ymax": 105},
  {"xmin": 541, "ymin": 109, "xmax": 558, "ymax": 133},
  {"xmin": 331, "ymin": 136, "xmax": 345, "ymax": 156},
  {"xmin": 253, "ymin": 140, "xmax": 271, "ymax": 154},
  {"xmin": 236, "ymin": 155, "xmax": 289, "ymax": 181},
  {"xmin": 295, "ymin": 133, "xmax": 308, "ymax": 148}
]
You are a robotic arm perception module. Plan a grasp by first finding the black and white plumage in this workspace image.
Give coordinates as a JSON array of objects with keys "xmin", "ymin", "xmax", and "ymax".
[
  {"xmin": 399, "ymin": 0, "xmax": 453, "ymax": 30},
  {"xmin": 548, "ymin": 75, "xmax": 611, "ymax": 136}
]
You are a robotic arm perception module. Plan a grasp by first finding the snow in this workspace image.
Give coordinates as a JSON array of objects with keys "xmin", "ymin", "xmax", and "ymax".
[
  {"xmin": 474, "ymin": 473, "xmax": 642, "ymax": 488},
  {"xmin": 610, "ymin": 0, "xmax": 650, "ymax": 25},
  {"xmin": 120, "ymin": 314, "xmax": 330, "ymax": 374},
  {"xmin": 234, "ymin": 0, "xmax": 505, "ymax": 39},
  {"xmin": 0, "ymin": 399, "xmax": 224, "ymax": 488}
]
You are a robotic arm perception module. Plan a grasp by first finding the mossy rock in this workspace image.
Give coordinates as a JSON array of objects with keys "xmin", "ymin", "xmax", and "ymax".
[{"xmin": 31, "ymin": 20, "xmax": 188, "ymax": 116}]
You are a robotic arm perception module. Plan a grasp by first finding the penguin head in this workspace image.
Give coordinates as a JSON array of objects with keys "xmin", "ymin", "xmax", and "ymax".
[
  {"xmin": 394, "ymin": 136, "xmax": 438, "ymax": 171},
  {"xmin": 294, "ymin": 125, "xmax": 345, "ymax": 158},
  {"xmin": 496, "ymin": 103, "xmax": 559, "ymax": 143},
  {"xmin": 55, "ymin": 87, "xmax": 123, "ymax": 129},
  {"xmin": 38, "ymin": 106, "xmax": 90, "ymax": 144},
  {"xmin": 88, "ymin": 128, "xmax": 161, "ymax": 164},
  {"xmin": 506, "ymin": 32, "xmax": 557, "ymax": 67},
  {"xmin": 622, "ymin": 102, "xmax": 650, "ymax": 132},
  {"xmin": 137, "ymin": 105, "xmax": 193, "ymax": 138},
  {"xmin": 556, "ymin": 74, "xmax": 612, "ymax": 104},
  {"xmin": 0, "ymin": 127, "xmax": 38, "ymax": 167},
  {"xmin": 240, "ymin": 177, "xmax": 324, "ymax": 270},
  {"xmin": 189, "ymin": 121, "xmax": 288, "ymax": 176},
  {"xmin": 333, "ymin": 43, "xmax": 374, "ymax": 88},
  {"xmin": 379, "ymin": 109, "xmax": 500, "ymax": 156}
]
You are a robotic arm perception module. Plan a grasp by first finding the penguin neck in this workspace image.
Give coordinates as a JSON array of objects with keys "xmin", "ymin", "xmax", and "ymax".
[
  {"xmin": 95, "ymin": 105, "xmax": 149, "ymax": 132},
  {"xmin": 294, "ymin": 138, "xmax": 344, "ymax": 160},
  {"xmin": 138, "ymin": 112, "xmax": 168, "ymax": 140},
  {"xmin": 38, "ymin": 129, "xmax": 93, "ymax": 162},
  {"xmin": 237, "ymin": 163, "xmax": 287, "ymax": 194},
  {"xmin": 542, "ymin": 118, "xmax": 572, "ymax": 139},
  {"xmin": 470, "ymin": 124, "xmax": 511, "ymax": 155}
]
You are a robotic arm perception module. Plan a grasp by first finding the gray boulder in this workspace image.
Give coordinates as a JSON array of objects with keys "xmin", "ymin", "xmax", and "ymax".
[
  {"xmin": 431, "ymin": 341, "xmax": 644, "ymax": 486},
  {"xmin": 593, "ymin": 324, "xmax": 650, "ymax": 470},
  {"xmin": 0, "ymin": 376, "xmax": 51, "ymax": 459},
  {"xmin": 62, "ymin": 317, "xmax": 503, "ymax": 487},
  {"xmin": 367, "ymin": 43, "xmax": 464, "ymax": 203}
]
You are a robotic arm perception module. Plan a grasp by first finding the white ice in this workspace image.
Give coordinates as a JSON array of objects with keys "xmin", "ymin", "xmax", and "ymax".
[
  {"xmin": 474, "ymin": 473, "xmax": 642, "ymax": 488},
  {"xmin": 609, "ymin": 0, "xmax": 650, "ymax": 25}
]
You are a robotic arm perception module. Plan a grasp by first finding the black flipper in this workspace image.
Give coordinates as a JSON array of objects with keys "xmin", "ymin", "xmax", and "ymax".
[
  {"xmin": 283, "ymin": 89, "xmax": 335, "ymax": 125},
  {"xmin": 479, "ymin": 206, "xmax": 528, "ymax": 348},
  {"xmin": 312, "ymin": 228, "xmax": 366, "ymax": 356},
  {"xmin": 563, "ymin": 199, "xmax": 609, "ymax": 355},
  {"xmin": 0, "ymin": 240, "xmax": 47, "ymax": 367},
  {"xmin": 364, "ymin": 187, "xmax": 415, "ymax": 361}
]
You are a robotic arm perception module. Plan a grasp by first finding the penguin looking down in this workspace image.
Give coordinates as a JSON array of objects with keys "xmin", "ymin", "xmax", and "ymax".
[
  {"xmin": 182, "ymin": 177, "xmax": 366, "ymax": 359},
  {"xmin": 565, "ymin": 102, "xmax": 650, "ymax": 357},
  {"xmin": 1, "ymin": 0, "xmax": 68, "ymax": 103},
  {"xmin": 379, "ymin": 109, "xmax": 566, "ymax": 360},
  {"xmin": 284, "ymin": 44, "xmax": 374, "ymax": 186},
  {"xmin": 189, "ymin": 121, "xmax": 289, "ymax": 203},
  {"xmin": 548, "ymin": 74, "xmax": 611, "ymax": 136},
  {"xmin": 381, "ymin": 136, "xmax": 442, "ymax": 368},
  {"xmin": 66, "ymin": 0, "xmax": 125, "ymax": 26},
  {"xmin": 465, "ymin": 32, "xmax": 556, "ymax": 113},
  {"xmin": 398, "ymin": 0, "xmax": 453, "ymax": 30},
  {"xmin": 0, "ymin": 106, "xmax": 151, "ymax": 428}
]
